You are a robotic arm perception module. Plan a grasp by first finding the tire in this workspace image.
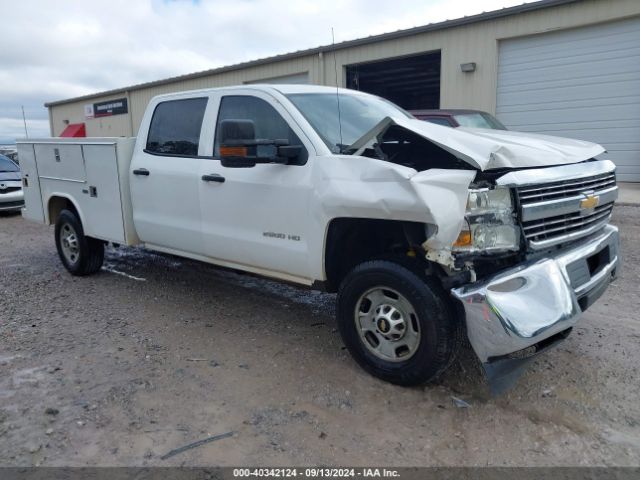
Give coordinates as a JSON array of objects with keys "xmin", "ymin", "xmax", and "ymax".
[
  {"xmin": 54, "ymin": 209, "xmax": 104, "ymax": 276},
  {"xmin": 337, "ymin": 260, "xmax": 462, "ymax": 386}
]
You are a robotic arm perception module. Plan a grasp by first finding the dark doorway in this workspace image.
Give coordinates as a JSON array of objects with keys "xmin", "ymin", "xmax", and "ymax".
[{"xmin": 346, "ymin": 51, "xmax": 441, "ymax": 110}]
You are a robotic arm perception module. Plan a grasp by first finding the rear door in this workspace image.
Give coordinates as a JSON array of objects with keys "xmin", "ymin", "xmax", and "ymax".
[
  {"xmin": 130, "ymin": 96, "xmax": 208, "ymax": 255},
  {"xmin": 198, "ymin": 91, "xmax": 315, "ymax": 281}
]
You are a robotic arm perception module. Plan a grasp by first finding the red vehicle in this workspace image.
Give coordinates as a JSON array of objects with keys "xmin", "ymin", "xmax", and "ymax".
[{"xmin": 410, "ymin": 109, "xmax": 507, "ymax": 130}]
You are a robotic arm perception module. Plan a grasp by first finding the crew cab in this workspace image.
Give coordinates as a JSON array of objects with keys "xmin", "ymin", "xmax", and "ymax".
[{"xmin": 18, "ymin": 85, "xmax": 619, "ymax": 391}]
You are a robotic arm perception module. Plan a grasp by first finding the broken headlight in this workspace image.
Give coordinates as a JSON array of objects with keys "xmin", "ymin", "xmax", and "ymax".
[{"xmin": 452, "ymin": 187, "xmax": 519, "ymax": 253}]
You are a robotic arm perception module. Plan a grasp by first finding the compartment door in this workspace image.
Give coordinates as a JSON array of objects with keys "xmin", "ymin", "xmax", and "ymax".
[
  {"xmin": 17, "ymin": 143, "xmax": 44, "ymax": 223},
  {"xmin": 82, "ymin": 143, "xmax": 126, "ymax": 243},
  {"xmin": 34, "ymin": 144, "xmax": 87, "ymax": 182}
]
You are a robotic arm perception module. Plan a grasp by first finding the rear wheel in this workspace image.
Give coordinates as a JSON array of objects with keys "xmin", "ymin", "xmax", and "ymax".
[
  {"xmin": 337, "ymin": 260, "xmax": 461, "ymax": 386},
  {"xmin": 55, "ymin": 209, "xmax": 104, "ymax": 276}
]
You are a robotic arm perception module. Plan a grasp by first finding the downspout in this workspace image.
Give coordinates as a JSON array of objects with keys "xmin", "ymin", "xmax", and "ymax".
[
  {"xmin": 318, "ymin": 51, "xmax": 325, "ymax": 86},
  {"xmin": 125, "ymin": 90, "xmax": 135, "ymax": 136},
  {"xmin": 47, "ymin": 107, "xmax": 54, "ymax": 137}
]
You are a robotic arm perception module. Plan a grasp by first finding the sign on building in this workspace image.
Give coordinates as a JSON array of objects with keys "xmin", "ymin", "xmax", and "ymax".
[{"xmin": 93, "ymin": 98, "xmax": 128, "ymax": 117}]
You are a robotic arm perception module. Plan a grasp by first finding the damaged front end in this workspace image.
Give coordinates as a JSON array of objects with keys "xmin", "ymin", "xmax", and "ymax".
[
  {"xmin": 346, "ymin": 117, "xmax": 619, "ymax": 393},
  {"xmin": 424, "ymin": 184, "xmax": 521, "ymax": 276},
  {"xmin": 451, "ymin": 224, "xmax": 619, "ymax": 393}
]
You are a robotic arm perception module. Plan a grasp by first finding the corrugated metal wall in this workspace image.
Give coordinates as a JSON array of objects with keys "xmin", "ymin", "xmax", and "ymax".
[
  {"xmin": 244, "ymin": 72, "xmax": 310, "ymax": 84},
  {"xmin": 50, "ymin": 56, "xmax": 319, "ymax": 136},
  {"xmin": 50, "ymin": 0, "xmax": 640, "ymax": 141}
]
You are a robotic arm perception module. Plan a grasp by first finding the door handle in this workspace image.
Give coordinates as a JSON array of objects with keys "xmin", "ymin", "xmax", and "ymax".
[
  {"xmin": 201, "ymin": 174, "xmax": 225, "ymax": 183},
  {"xmin": 133, "ymin": 168, "xmax": 150, "ymax": 176}
]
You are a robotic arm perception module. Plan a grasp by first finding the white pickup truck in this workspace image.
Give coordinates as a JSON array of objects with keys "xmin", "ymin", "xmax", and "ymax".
[{"xmin": 18, "ymin": 85, "xmax": 619, "ymax": 391}]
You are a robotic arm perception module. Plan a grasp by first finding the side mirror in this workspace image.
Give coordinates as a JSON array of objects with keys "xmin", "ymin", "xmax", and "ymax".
[
  {"xmin": 218, "ymin": 119, "xmax": 300, "ymax": 168},
  {"xmin": 277, "ymin": 145, "xmax": 303, "ymax": 160},
  {"xmin": 220, "ymin": 119, "xmax": 256, "ymax": 145}
]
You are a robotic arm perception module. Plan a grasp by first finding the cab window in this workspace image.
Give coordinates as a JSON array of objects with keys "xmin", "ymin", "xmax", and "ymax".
[
  {"xmin": 214, "ymin": 96, "xmax": 307, "ymax": 165},
  {"xmin": 146, "ymin": 97, "xmax": 208, "ymax": 156}
]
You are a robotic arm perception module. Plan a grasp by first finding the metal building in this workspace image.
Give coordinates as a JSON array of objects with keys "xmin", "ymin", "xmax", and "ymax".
[{"xmin": 46, "ymin": 0, "xmax": 640, "ymax": 181}]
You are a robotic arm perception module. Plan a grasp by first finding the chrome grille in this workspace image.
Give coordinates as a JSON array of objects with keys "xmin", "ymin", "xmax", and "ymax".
[
  {"xmin": 522, "ymin": 203, "xmax": 613, "ymax": 246},
  {"xmin": 515, "ymin": 169, "xmax": 617, "ymax": 249},
  {"xmin": 0, "ymin": 186, "xmax": 21, "ymax": 194},
  {"xmin": 518, "ymin": 172, "xmax": 616, "ymax": 205}
]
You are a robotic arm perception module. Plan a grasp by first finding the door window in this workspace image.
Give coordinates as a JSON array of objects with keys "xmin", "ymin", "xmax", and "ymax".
[
  {"xmin": 146, "ymin": 97, "xmax": 208, "ymax": 156},
  {"xmin": 214, "ymin": 96, "xmax": 307, "ymax": 165}
]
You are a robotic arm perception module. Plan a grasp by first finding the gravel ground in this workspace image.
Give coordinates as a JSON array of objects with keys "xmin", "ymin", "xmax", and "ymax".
[{"xmin": 0, "ymin": 207, "xmax": 639, "ymax": 466}]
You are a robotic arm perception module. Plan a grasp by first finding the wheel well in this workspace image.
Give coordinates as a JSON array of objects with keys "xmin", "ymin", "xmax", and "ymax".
[
  {"xmin": 48, "ymin": 197, "xmax": 79, "ymax": 225},
  {"xmin": 324, "ymin": 218, "xmax": 431, "ymax": 292}
]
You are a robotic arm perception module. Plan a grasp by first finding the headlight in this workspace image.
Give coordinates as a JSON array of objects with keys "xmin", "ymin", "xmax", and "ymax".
[{"xmin": 452, "ymin": 187, "xmax": 519, "ymax": 253}]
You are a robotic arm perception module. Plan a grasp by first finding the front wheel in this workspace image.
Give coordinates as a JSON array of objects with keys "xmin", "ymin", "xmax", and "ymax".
[
  {"xmin": 337, "ymin": 260, "xmax": 462, "ymax": 386},
  {"xmin": 55, "ymin": 209, "xmax": 104, "ymax": 276}
]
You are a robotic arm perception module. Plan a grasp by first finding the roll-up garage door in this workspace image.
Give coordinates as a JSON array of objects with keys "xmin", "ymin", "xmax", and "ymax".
[{"xmin": 496, "ymin": 17, "xmax": 640, "ymax": 182}]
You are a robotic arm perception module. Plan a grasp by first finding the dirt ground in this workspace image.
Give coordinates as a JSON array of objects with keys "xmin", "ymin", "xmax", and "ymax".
[{"xmin": 1, "ymin": 207, "xmax": 639, "ymax": 467}]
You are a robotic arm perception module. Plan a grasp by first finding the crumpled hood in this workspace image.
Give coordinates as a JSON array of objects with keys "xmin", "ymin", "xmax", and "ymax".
[{"xmin": 350, "ymin": 116, "xmax": 605, "ymax": 171}]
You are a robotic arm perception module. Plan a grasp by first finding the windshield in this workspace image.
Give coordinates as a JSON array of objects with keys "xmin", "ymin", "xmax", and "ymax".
[
  {"xmin": 0, "ymin": 155, "xmax": 18, "ymax": 172},
  {"xmin": 453, "ymin": 113, "xmax": 507, "ymax": 130},
  {"xmin": 286, "ymin": 93, "xmax": 412, "ymax": 153}
]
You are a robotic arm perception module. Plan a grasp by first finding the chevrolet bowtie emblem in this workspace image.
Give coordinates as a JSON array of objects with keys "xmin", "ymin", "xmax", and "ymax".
[{"xmin": 580, "ymin": 194, "xmax": 599, "ymax": 210}]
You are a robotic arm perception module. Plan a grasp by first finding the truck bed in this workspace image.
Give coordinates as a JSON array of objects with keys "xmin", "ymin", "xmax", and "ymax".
[{"xmin": 17, "ymin": 137, "xmax": 139, "ymax": 245}]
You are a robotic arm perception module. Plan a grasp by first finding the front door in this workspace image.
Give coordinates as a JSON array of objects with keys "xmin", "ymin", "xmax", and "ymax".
[{"xmin": 198, "ymin": 93, "xmax": 314, "ymax": 281}]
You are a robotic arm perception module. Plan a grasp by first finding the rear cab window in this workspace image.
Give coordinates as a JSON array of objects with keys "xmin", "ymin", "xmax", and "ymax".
[
  {"xmin": 214, "ymin": 95, "xmax": 308, "ymax": 165},
  {"xmin": 146, "ymin": 97, "xmax": 208, "ymax": 156}
]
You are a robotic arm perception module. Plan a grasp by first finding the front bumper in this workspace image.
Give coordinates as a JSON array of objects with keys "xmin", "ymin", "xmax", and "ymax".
[
  {"xmin": 452, "ymin": 224, "xmax": 619, "ymax": 364},
  {"xmin": 0, "ymin": 189, "xmax": 24, "ymax": 211}
]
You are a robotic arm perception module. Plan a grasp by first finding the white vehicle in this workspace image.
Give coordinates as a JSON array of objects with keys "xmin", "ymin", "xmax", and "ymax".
[
  {"xmin": 18, "ymin": 85, "xmax": 619, "ymax": 391},
  {"xmin": 0, "ymin": 154, "xmax": 24, "ymax": 212}
]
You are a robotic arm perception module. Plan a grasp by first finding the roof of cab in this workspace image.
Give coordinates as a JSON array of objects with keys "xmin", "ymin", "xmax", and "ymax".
[
  {"xmin": 410, "ymin": 109, "xmax": 489, "ymax": 116},
  {"xmin": 149, "ymin": 84, "xmax": 367, "ymax": 101}
]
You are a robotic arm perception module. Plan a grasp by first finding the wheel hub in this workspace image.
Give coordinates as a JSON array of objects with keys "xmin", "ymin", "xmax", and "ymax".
[
  {"xmin": 62, "ymin": 235, "xmax": 77, "ymax": 249},
  {"xmin": 374, "ymin": 304, "xmax": 406, "ymax": 341},
  {"xmin": 60, "ymin": 223, "xmax": 80, "ymax": 264},
  {"xmin": 354, "ymin": 287, "xmax": 421, "ymax": 362}
]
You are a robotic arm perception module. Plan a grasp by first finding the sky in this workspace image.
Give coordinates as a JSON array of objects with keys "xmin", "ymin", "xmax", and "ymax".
[{"xmin": 0, "ymin": 0, "xmax": 535, "ymax": 143}]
